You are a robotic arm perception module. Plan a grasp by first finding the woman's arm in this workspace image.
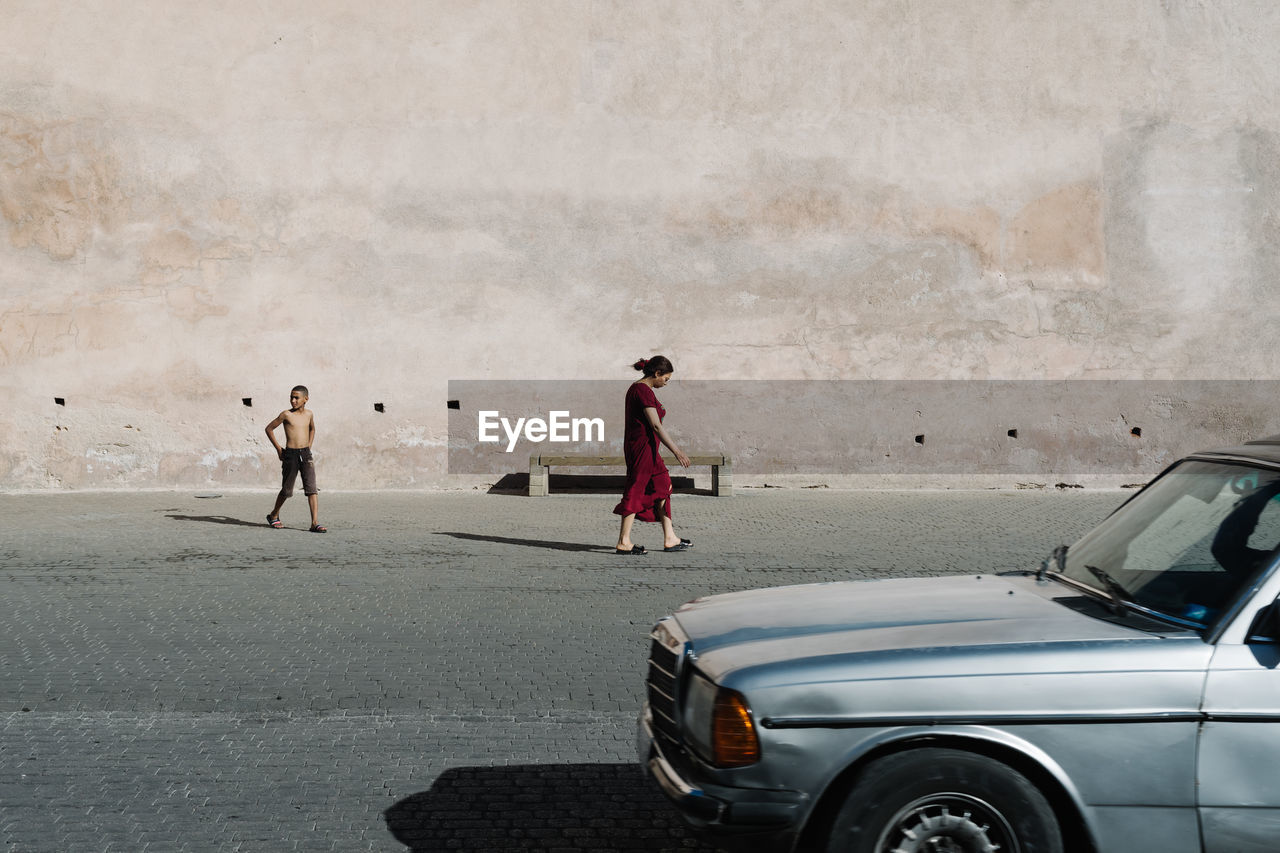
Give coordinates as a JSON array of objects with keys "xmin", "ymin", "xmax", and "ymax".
[{"xmin": 645, "ymin": 407, "xmax": 690, "ymax": 467}]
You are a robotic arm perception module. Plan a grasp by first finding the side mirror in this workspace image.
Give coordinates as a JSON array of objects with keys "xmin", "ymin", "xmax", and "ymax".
[{"xmin": 1246, "ymin": 601, "xmax": 1280, "ymax": 644}]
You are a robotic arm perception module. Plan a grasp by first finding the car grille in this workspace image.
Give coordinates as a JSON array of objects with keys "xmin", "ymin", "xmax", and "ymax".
[{"xmin": 647, "ymin": 636, "xmax": 681, "ymax": 747}]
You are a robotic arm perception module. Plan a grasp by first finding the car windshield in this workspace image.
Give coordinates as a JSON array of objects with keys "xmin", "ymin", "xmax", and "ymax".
[{"xmin": 1060, "ymin": 458, "xmax": 1280, "ymax": 630}]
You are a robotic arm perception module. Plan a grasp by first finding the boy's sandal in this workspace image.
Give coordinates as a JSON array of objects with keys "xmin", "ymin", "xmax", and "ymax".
[
  {"xmin": 614, "ymin": 545, "xmax": 646, "ymax": 555},
  {"xmin": 310, "ymin": 524, "xmax": 327, "ymax": 533},
  {"xmin": 662, "ymin": 542, "xmax": 691, "ymax": 552},
  {"xmin": 679, "ymin": 538, "xmax": 693, "ymax": 547},
  {"xmin": 267, "ymin": 515, "xmax": 283, "ymax": 529}
]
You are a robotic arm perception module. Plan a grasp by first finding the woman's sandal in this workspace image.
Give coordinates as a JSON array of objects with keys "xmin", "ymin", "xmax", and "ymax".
[
  {"xmin": 267, "ymin": 515, "xmax": 283, "ymax": 529},
  {"xmin": 310, "ymin": 524, "xmax": 327, "ymax": 533},
  {"xmin": 614, "ymin": 545, "xmax": 646, "ymax": 555}
]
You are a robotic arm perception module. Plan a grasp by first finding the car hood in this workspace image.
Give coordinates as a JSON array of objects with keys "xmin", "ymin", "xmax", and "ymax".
[{"xmin": 673, "ymin": 574, "xmax": 1203, "ymax": 684}]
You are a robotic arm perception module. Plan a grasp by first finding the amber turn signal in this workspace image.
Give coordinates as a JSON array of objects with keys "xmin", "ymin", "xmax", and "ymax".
[{"xmin": 712, "ymin": 688, "xmax": 760, "ymax": 767}]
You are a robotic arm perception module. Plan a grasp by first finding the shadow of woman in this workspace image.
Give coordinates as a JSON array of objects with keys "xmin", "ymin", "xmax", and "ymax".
[
  {"xmin": 383, "ymin": 763, "xmax": 720, "ymax": 852},
  {"xmin": 436, "ymin": 532, "xmax": 614, "ymax": 553}
]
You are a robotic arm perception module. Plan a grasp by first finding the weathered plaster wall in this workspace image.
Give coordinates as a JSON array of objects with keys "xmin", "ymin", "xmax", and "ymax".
[{"xmin": 3, "ymin": 1, "xmax": 1280, "ymax": 489}]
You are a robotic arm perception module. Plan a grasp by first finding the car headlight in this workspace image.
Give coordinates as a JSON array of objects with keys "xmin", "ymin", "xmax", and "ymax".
[{"xmin": 683, "ymin": 671, "xmax": 760, "ymax": 768}]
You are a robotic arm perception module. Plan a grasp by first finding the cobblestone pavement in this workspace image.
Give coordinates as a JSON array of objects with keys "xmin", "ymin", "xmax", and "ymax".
[{"xmin": 0, "ymin": 487, "xmax": 1125, "ymax": 851}]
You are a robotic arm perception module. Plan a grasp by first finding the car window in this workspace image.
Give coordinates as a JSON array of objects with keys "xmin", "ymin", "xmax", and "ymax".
[
  {"xmin": 1064, "ymin": 460, "xmax": 1280, "ymax": 627},
  {"xmin": 1122, "ymin": 483, "xmax": 1239, "ymax": 575},
  {"xmin": 1249, "ymin": 487, "xmax": 1280, "ymax": 549}
]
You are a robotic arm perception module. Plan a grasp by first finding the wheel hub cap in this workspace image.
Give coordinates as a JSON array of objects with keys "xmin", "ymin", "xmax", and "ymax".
[{"xmin": 879, "ymin": 793, "xmax": 1019, "ymax": 853}]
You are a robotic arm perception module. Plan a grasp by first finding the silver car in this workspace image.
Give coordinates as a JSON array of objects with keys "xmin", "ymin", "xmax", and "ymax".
[{"xmin": 638, "ymin": 438, "xmax": 1280, "ymax": 853}]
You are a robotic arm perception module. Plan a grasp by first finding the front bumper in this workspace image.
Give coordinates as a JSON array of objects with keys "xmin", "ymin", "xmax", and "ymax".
[{"xmin": 637, "ymin": 705, "xmax": 807, "ymax": 851}]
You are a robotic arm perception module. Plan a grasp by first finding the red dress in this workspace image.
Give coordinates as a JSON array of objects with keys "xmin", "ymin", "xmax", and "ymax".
[{"xmin": 613, "ymin": 382, "xmax": 672, "ymax": 522}]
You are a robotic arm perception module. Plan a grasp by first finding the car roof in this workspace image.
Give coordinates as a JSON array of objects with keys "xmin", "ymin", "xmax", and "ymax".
[{"xmin": 1191, "ymin": 435, "xmax": 1280, "ymax": 468}]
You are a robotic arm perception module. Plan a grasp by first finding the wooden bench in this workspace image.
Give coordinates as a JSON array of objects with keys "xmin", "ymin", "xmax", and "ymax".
[{"xmin": 528, "ymin": 453, "xmax": 733, "ymax": 497}]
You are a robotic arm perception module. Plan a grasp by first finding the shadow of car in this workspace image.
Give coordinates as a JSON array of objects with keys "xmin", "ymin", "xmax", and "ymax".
[{"xmin": 384, "ymin": 762, "xmax": 720, "ymax": 852}]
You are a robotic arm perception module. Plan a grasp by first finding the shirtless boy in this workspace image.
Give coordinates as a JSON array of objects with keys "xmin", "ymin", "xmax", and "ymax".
[{"xmin": 265, "ymin": 385, "xmax": 326, "ymax": 532}]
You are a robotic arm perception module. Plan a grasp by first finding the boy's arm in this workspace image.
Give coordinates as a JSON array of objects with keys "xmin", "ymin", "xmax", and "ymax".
[
  {"xmin": 265, "ymin": 412, "xmax": 286, "ymax": 459},
  {"xmin": 307, "ymin": 412, "xmax": 316, "ymax": 449}
]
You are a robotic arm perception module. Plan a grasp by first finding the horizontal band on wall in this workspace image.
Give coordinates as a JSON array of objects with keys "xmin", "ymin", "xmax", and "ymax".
[{"xmin": 447, "ymin": 379, "xmax": 1280, "ymax": 476}]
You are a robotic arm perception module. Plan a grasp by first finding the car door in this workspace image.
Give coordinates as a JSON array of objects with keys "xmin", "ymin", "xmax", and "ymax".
[
  {"xmin": 1199, "ymin": 637, "xmax": 1280, "ymax": 853},
  {"xmin": 1198, "ymin": 475, "xmax": 1280, "ymax": 853}
]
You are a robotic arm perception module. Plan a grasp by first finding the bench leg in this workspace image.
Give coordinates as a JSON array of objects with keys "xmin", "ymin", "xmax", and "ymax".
[
  {"xmin": 712, "ymin": 464, "xmax": 733, "ymax": 497},
  {"xmin": 529, "ymin": 462, "xmax": 549, "ymax": 497}
]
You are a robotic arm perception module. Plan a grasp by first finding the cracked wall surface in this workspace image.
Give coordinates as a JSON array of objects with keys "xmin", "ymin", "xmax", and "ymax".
[{"xmin": 3, "ymin": 1, "xmax": 1280, "ymax": 489}]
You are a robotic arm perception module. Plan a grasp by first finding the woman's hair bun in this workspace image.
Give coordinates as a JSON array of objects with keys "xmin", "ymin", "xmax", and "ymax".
[{"xmin": 632, "ymin": 355, "xmax": 674, "ymax": 376}]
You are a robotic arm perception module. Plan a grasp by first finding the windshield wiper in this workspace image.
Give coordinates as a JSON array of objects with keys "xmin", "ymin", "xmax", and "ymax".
[
  {"xmin": 1043, "ymin": 555, "xmax": 1200, "ymax": 630},
  {"xmin": 1086, "ymin": 565, "xmax": 1133, "ymax": 615}
]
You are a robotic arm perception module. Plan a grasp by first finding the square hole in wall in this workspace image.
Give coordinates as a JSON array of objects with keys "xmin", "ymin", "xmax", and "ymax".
[
  {"xmin": 242, "ymin": 398, "xmax": 253, "ymax": 407},
  {"xmin": 374, "ymin": 403, "xmax": 385, "ymax": 413},
  {"xmin": 54, "ymin": 397, "xmax": 65, "ymax": 406},
  {"xmin": 447, "ymin": 400, "xmax": 460, "ymax": 410}
]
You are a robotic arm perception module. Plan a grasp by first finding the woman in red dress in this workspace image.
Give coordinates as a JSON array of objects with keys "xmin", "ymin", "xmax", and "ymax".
[{"xmin": 613, "ymin": 355, "xmax": 692, "ymax": 555}]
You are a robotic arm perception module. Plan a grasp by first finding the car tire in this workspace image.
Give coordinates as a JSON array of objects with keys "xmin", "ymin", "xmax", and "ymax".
[{"xmin": 824, "ymin": 747, "xmax": 1064, "ymax": 853}]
